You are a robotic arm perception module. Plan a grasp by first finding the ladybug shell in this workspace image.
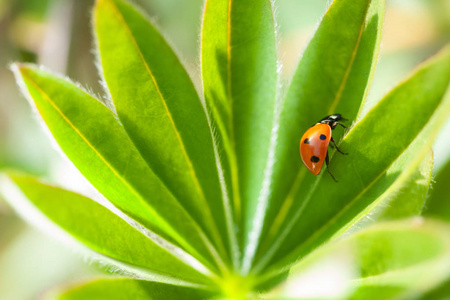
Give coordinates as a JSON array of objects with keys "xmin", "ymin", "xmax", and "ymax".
[{"xmin": 300, "ymin": 123, "xmax": 332, "ymax": 175}]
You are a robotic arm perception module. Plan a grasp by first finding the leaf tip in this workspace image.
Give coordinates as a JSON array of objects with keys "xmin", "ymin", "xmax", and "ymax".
[
  {"xmin": 10, "ymin": 62, "xmax": 39, "ymax": 76},
  {"xmin": 10, "ymin": 62, "xmax": 26, "ymax": 80},
  {"xmin": 9, "ymin": 63, "xmax": 36, "ymax": 105}
]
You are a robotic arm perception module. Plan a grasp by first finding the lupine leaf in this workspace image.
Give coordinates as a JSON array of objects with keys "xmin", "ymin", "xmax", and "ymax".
[
  {"xmin": 254, "ymin": 0, "xmax": 385, "ymax": 269},
  {"xmin": 419, "ymin": 277, "xmax": 450, "ymax": 300},
  {"xmin": 253, "ymin": 46, "xmax": 450, "ymax": 277},
  {"xmin": 11, "ymin": 64, "xmax": 221, "ymax": 272},
  {"xmin": 424, "ymin": 158, "xmax": 450, "ymax": 221},
  {"xmin": 269, "ymin": 219, "xmax": 450, "ymax": 300},
  {"xmin": 376, "ymin": 150, "xmax": 433, "ymax": 221},
  {"xmin": 93, "ymin": 0, "xmax": 230, "ymax": 263},
  {"xmin": 201, "ymin": 0, "xmax": 278, "ymax": 270},
  {"xmin": 0, "ymin": 173, "xmax": 212, "ymax": 284}
]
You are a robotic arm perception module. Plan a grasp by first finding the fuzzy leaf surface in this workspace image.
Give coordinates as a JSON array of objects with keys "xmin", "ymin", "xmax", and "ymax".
[
  {"xmin": 333, "ymin": 86, "xmax": 450, "ymax": 236},
  {"xmin": 12, "ymin": 65, "xmax": 219, "ymax": 271},
  {"xmin": 94, "ymin": 0, "xmax": 229, "ymax": 260},
  {"xmin": 201, "ymin": 0, "xmax": 278, "ymax": 268},
  {"xmin": 254, "ymin": 46, "xmax": 450, "ymax": 276},
  {"xmin": 376, "ymin": 151, "xmax": 433, "ymax": 221},
  {"xmin": 272, "ymin": 219, "xmax": 450, "ymax": 300},
  {"xmin": 424, "ymin": 158, "xmax": 450, "ymax": 221},
  {"xmin": 1, "ymin": 173, "xmax": 210, "ymax": 284},
  {"xmin": 256, "ymin": 0, "xmax": 385, "ymax": 266}
]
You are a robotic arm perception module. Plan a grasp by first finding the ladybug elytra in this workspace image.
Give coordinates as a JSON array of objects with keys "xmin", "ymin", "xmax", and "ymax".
[{"xmin": 299, "ymin": 114, "xmax": 348, "ymax": 182}]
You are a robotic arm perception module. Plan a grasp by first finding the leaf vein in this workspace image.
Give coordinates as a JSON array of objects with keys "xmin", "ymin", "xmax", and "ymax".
[
  {"xmin": 22, "ymin": 71, "xmax": 220, "ymax": 275},
  {"xmin": 106, "ymin": 0, "xmax": 228, "ymax": 266}
]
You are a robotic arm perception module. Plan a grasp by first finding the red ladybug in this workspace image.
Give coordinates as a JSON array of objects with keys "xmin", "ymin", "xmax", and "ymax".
[{"xmin": 300, "ymin": 114, "xmax": 348, "ymax": 181}]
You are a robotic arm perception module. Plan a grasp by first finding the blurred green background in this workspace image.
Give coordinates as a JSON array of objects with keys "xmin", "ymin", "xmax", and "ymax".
[{"xmin": 0, "ymin": 0, "xmax": 448, "ymax": 299}]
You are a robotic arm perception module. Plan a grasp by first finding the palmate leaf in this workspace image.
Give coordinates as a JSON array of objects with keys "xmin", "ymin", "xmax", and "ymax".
[
  {"xmin": 350, "ymin": 160, "xmax": 450, "ymax": 300},
  {"xmin": 45, "ymin": 278, "xmax": 218, "ymax": 300},
  {"xmin": 11, "ymin": 65, "xmax": 221, "ymax": 273},
  {"xmin": 333, "ymin": 76, "xmax": 449, "ymax": 231},
  {"xmin": 94, "ymin": 0, "xmax": 231, "ymax": 264},
  {"xmin": 6, "ymin": 0, "xmax": 450, "ymax": 298},
  {"xmin": 253, "ymin": 46, "xmax": 450, "ymax": 278},
  {"xmin": 0, "ymin": 173, "xmax": 211, "ymax": 285},
  {"xmin": 201, "ymin": 0, "xmax": 278, "ymax": 270},
  {"xmin": 269, "ymin": 219, "xmax": 450, "ymax": 300},
  {"xmin": 249, "ymin": 0, "xmax": 385, "ymax": 270}
]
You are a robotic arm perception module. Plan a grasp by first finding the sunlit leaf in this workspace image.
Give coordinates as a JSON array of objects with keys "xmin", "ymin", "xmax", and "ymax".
[
  {"xmin": 338, "ymin": 94, "xmax": 448, "ymax": 234},
  {"xmin": 376, "ymin": 151, "xmax": 433, "ymax": 221},
  {"xmin": 268, "ymin": 219, "xmax": 450, "ymax": 300},
  {"xmin": 424, "ymin": 158, "xmax": 450, "ymax": 221},
  {"xmin": 254, "ymin": 0, "xmax": 385, "ymax": 269},
  {"xmin": 94, "ymin": 0, "xmax": 230, "ymax": 261},
  {"xmin": 335, "ymin": 145, "xmax": 436, "ymax": 236},
  {"xmin": 419, "ymin": 277, "xmax": 450, "ymax": 300},
  {"xmin": 201, "ymin": 0, "xmax": 278, "ymax": 269},
  {"xmin": 253, "ymin": 46, "xmax": 450, "ymax": 278},
  {"xmin": 45, "ymin": 278, "xmax": 218, "ymax": 300},
  {"xmin": 0, "ymin": 172, "xmax": 212, "ymax": 284},
  {"xmin": 11, "ymin": 64, "xmax": 221, "ymax": 272},
  {"xmin": 6, "ymin": 0, "xmax": 450, "ymax": 298}
]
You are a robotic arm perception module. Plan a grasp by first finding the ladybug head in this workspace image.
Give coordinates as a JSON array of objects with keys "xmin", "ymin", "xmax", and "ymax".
[{"xmin": 320, "ymin": 114, "xmax": 348, "ymax": 129}]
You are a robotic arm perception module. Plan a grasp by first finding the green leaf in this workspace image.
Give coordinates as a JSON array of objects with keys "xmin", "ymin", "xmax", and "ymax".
[
  {"xmin": 335, "ymin": 144, "xmax": 435, "ymax": 236},
  {"xmin": 376, "ymin": 150, "xmax": 433, "ymax": 221},
  {"xmin": 336, "ymin": 150, "xmax": 434, "ymax": 236},
  {"xmin": 271, "ymin": 219, "xmax": 450, "ymax": 300},
  {"xmin": 0, "ymin": 172, "xmax": 211, "ymax": 284},
  {"xmin": 45, "ymin": 278, "xmax": 218, "ymax": 300},
  {"xmin": 336, "ymin": 97, "xmax": 447, "ymax": 234},
  {"xmin": 254, "ymin": 0, "xmax": 385, "ymax": 268},
  {"xmin": 253, "ymin": 46, "xmax": 450, "ymax": 277},
  {"xmin": 424, "ymin": 158, "xmax": 450, "ymax": 221},
  {"xmin": 201, "ymin": 0, "xmax": 278, "ymax": 269},
  {"xmin": 421, "ymin": 159, "xmax": 450, "ymax": 300},
  {"xmin": 94, "ymin": 0, "xmax": 230, "ymax": 262},
  {"xmin": 419, "ymin": 277, "xmax": 450, "ymax": 300},
  {"xmin": 11, "ymin": 64, "xmax": 221, "ymax": 272}
]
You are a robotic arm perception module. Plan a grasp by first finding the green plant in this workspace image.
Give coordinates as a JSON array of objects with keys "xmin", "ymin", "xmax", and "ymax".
[{"xmin": 3, "ymin": 0, "xmax": 450, "ymax": 298}]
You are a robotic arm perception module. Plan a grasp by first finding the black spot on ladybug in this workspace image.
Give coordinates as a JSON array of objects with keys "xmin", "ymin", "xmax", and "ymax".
[
  {"xmin": 304, "ymin": 138, "xmax": 311, "ymax": 144},
  {"xmin": 311, "ymin": 156, "xmax": 320, "ymax": 163},
  {"xmin": 320, "ymin": 134, "xmax": 327, "ymax": 140}
]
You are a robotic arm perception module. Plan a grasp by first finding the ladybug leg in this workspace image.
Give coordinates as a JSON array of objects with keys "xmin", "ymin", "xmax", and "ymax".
[
  {"xmin": 331, "ymin": 137, "xmax": 348, "ymax": 155},
  {"xmin": 337, "ymin": 122, "xmax": 348, "ymax": 129},
  {"xmin": 325, "ymin": 151, "xmax": 338, "ymax": 182}
]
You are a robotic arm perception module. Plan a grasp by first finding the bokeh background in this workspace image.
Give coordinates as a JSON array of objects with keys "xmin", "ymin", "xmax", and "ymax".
[{"xmin": 0, "ymin": 0, "xmax": 449, "ymax": 299}]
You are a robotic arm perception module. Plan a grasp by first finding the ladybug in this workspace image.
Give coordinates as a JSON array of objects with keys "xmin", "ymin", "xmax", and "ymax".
[{"xmin": 300, "ymin": 114, "xmax": 348, "ymax": 182}]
